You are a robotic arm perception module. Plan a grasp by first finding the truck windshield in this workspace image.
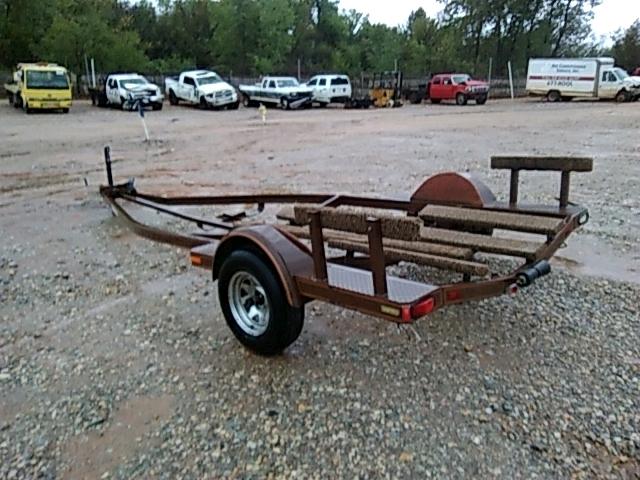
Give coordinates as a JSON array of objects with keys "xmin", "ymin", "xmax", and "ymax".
[
  {"xmin": 197, "ymin": 75, "xmax": 222, "ymax": 86},
  {"xmin": 120, "ymin": 78, "xmax": 147, "ymax": 86},
  {"xmin": 25, "ymin": 70, "xmax": 69, "ymax": 89},
  {"xmin": 613, "ymin": 68, "xmax": 629, "ymax": 80},
  {"xmin": 277, "ymin": 79, "xmax": 299, "ymax": 88},
  {"xmin": 452, "ymin": 74, "xmax": 471, "ymax": 84}
]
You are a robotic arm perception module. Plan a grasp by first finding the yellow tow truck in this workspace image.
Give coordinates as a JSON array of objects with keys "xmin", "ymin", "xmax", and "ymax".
[{"xmin": 5, "ymin": 63, "xmax": 72, "ymax": 113}]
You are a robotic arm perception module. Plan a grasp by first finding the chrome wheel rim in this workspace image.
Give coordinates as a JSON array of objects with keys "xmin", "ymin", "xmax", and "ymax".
[{"xmin": 228, "ymin": 271, "xmax": 270, "ymax": 336}]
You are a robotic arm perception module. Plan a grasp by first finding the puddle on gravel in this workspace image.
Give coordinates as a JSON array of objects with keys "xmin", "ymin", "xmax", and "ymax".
[{"xmin": 551, "ymin": 233, "xmax": 639, "ymax": 285}]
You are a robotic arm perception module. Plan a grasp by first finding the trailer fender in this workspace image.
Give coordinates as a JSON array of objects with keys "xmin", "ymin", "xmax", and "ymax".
[
  {"xmin": 411, "ymin": 172, "xmax": 496, "ymax": 208},
  {"xmin": 212, "ymin": 225, "xmax": 314, "ymax": 308}
]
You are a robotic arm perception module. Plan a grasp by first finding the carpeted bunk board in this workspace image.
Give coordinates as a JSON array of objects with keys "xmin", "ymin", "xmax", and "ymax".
[
  {"xmin": 328, "ymin": 239, "xmax": 489, "ymax": 276},
  {"xmin": 277, "ymin": 204, "xmax": 542, "ymax": 260},
  {"xmin": 281, "ymin": 225, "xmax": 474, "ymax": 260},
  {"xmin": 292, "ymin": 205, "xmax": 422, "ymax": 241},
  {"xmin": 419, "ymin": 205, "xmax": 563, "ymax": 235}
]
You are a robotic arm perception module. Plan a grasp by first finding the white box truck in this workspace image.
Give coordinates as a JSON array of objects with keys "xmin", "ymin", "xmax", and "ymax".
[{"xmin": 526, "ymin": 57, "xmax": 640, "ymax": 102}]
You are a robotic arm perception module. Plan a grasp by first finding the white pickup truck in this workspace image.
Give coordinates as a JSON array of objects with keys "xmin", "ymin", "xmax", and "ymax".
[
  {"xmin": 165, "ymin": 70, "xmax": 239, "ymax": 109},
  {"xmin": 89, "ymin": 73, "xmax": 164, "ymax": 110},
  {"xmin": 526, "ymin": 57, "xmax": 640, "ymax": 102},
  {"xmin": 304, "ymin": 74, "xmax": 352, "ymax": 106},
  {"xmin": 238, "ymin": 76, "xmax": 313, "ymax": 109}
]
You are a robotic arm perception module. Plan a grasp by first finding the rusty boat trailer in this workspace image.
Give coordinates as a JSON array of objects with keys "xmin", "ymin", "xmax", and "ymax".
[{"xmin": 100, "ymin": 146, "xmax": 592, "ymax": 355}]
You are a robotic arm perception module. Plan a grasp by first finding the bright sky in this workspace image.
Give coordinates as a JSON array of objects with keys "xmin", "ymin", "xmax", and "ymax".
[{"xmin": 339, "ymin": 0, "xmax": 640, "ymax": 40}]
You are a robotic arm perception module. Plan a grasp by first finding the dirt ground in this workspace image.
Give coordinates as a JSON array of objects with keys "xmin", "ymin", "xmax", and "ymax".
[{"xmin": 1, "ymin": 99, "xmax": 639, "ymax": 479}]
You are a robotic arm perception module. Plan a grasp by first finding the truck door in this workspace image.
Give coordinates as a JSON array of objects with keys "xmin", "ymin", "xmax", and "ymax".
[
  {"xmin": 106, "ymin": 78, "xmax": 119, "ymax": 104},
  {"xmin": 598, "ymin": 70, "xmax": 619, "ymax": 99},
  {"xmin": 429, "ymin": 76, "xmax": 442, "ymax": 99},
  {"xmin": 317, "ymin": 78, "xmax": 329, "ymax": 102},
  {"xmin": 267, "ymin": 79, "xmax": 277, "ymax": 102},
  {"xmin": 307, "ymin": 77, "xmax": 318, "ymax": 100},
  {"xmin": 441, "ymin": 76, "xmax": 455, "ymax": 99},
  {"xmin": 182, "ymin": 76, "xmax": 197, "ymax": 102}
]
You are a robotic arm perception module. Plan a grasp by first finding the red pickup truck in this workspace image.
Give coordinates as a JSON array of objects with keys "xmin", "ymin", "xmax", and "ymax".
[{"xmin": 427, "ymin": 73, "xmax": 489, "ymax": 105}]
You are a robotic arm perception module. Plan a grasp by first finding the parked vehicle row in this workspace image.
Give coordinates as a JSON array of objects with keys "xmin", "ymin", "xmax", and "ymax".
[{"xmin": 7, "ymin": 57, "xmax": 640, "ymax": 115}]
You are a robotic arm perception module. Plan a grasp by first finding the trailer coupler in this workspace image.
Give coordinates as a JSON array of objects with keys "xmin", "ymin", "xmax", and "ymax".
[{"xmin": 516, "ymin": 260, "xmax": 551, "ymax": 287}]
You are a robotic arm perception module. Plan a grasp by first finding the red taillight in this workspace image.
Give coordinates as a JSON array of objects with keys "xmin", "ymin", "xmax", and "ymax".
[
  {"xmin": 411, "ymin": 297, "xmax": 435, "ymax": 319},
  {"xmin": 508, "ymin": 283, "xmax": 518, "ymax": 296}
]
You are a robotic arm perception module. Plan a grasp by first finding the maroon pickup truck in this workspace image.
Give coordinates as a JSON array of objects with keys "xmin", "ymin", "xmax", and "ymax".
[{"xmin": 427, "ymin": 73, "xmax": 489, "ymax": 105}]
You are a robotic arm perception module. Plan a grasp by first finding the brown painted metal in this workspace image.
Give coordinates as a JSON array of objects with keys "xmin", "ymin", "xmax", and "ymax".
[
  {"xmin": 410, "ymin": 172, "xmax": 496, "ymax": 209},
  {"xmin": 491, "ymin": 156, "xmax": 593, "ymax": 172},
  {"xmin": 309, "ymin": 210, "xmax": 328, "ymax": 281},
  {"xmin": 367, "ymin": 218, "xmax": 388, "ymax": 296},
  {"xmin": 509, "ymin": 169, "xmax": 520, "ymax": 205},
  {"xmin": 560, "ymin": 171, "xmax": 571, "ymax": 208},
  {"xmin": 100, "ymin": 151, "xmax": 590, "ymax": 326},
  {"xmin": 209, "ymin": 225, "xmax": 314, "ymax": 308}
]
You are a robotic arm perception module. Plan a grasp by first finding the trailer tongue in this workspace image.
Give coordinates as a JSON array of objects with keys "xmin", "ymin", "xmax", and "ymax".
[{"xmin": 100, "ymin": 147, "xmax": 592, "ymax": 355}]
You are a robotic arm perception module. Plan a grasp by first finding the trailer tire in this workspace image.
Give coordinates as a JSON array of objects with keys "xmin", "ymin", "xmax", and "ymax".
[
  {"xmin": 218, "ymin": 248, "xmax": 304, "ymax": 355},
  {"xmin": 547, "ymin": 90, "xmax": 561, "ymax": 102},
  {"xmin": 169, "ymin": 90, "xmax": 179, "ymax": 105},
  {"xmin": 615, "ymin": 90, "xmax": 630, "ymax": 103}
]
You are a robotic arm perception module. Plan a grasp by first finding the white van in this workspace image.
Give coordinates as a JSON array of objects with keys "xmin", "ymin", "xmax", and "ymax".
[
  {"xmin": 526, "ymin": 57, "xmax": 640, "ymax": 102},
  {"xmin": 305, "ymin": 74, "xmax": 352, "ymax": 106}
]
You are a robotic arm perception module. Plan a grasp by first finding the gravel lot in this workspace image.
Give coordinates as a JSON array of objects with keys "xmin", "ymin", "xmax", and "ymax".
[{"xmin": 1, "ymin": 99, "xmax": 639, "ymax": 479}]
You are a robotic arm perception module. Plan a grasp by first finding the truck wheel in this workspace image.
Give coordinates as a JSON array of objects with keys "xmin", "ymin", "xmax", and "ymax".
[
  {"xmin": 242, "ymin": 94, "xmax": 252, "ymax": 108},
  {"xmin": 280, "ymin": 97, "xmax": 290, "ymax": 110},
  {"xmin": 169, "ymin": 90, "xmax": 178, "ymax": 105},
  {"xmin": 218, "ymin": 249, "xmax": 304, "ymax": 355},
  {"xmin": 547, "ymin": 90, "xmax": 561, "ymax": 102},
  {"xmin": 456, "ymin": 93, "xmax": 467, "ymax": 106},
  {"xmin": 199, "ymin": 96, "xmax": 209, "ymax": 110},
  {"xmin": 615, "ymin": 90, "xmax": 630, "ymax": 103},
  {"xmin": 476, "ymin": 95, "xmax": 488, "ymax": 105},
  {"xmin": 228, "ymin": 101, "xmax": 240, "ymax": 110},
  {"xmin": 152, "ymin": 103, "xmax": 163, "ymax": 111},
  {"xmin": 120, "ymin": 97, "xmax": 127, "ymax": 110}
]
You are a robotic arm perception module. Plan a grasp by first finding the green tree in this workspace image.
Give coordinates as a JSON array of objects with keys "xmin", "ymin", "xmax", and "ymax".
[{"xmin": 611, "ymin": 20, "xmax": 640, "ymax": 72}]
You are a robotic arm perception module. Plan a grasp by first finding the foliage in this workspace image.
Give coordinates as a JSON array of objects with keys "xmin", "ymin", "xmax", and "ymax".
[
  {"xmin": 0, "ymin": 0, "xmax": 630, "ymax": 79},
  {"xmin": 611, "ymin": 20, "xmax": 640, "ymax": 72}
]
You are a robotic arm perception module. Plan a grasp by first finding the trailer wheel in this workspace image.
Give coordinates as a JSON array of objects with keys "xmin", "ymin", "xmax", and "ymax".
[
  {"xmin": 615, "ymin": 90, "xmax": 630, "ymax": 103},
  {"xmin": 218, "ymin": 249, "xmax": 304, "ymax": 355}
]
